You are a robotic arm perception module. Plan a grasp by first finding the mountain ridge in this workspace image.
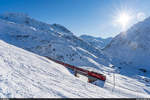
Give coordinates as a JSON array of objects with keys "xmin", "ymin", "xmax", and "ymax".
[
  {"xmin": 104, "ymin": 16, "xmax": 150, "ymax": 71},
  {"xmin": 0, "ymin": 13, "xmax": 110, "ymax": 72},
  {"xmin": 0, "ymin": 12, "xmax": 150, "ymax": 97}
]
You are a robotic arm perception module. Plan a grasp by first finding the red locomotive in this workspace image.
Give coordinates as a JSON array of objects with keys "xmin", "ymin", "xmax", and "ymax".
[{"xmin": 46, "ymin": 56, "xmax": 106, "ymax": 82}]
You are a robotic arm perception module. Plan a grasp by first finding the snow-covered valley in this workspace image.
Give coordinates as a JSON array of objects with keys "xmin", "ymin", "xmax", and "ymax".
[
  {"xmin": 80, "ymin": 35, "xmax": 112, "ymax": 49},
  {"xmin": 0, "ymin": 13, "xmax": 149, "ymax": 98}
]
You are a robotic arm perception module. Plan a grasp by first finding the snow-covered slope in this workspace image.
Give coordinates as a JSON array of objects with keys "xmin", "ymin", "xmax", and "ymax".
[
  {"xmin": 104, "ymin": 16, "xmax": 150, "ymax": 71},
  {"xmin": 80, "ymin": 35, "xmax": 112, "ymax": 49},
  {"xmin": 0, "ymin": 13, "xmax": 150, "ymax": 98},
  {"xmin": 0, "ymin": 40, "xmax": 150, "ymax": 98},
  {"xmin": 0, "ymin": 13, "xmax": 110, "ymax": 71},
  {"xmin": 0, "ymin": 40, "xmax": 117, "ymax": 98}
]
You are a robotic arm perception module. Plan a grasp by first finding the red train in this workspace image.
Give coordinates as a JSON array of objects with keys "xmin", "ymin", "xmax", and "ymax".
[{"xmin": 46, "ymin": 56, "xmax": 106, "ymax": 81}]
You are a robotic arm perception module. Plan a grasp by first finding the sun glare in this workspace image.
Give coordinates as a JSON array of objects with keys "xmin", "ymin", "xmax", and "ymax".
[{"xmin": 116, "ymin": 12, "xmax": 131, "ymax": 30}]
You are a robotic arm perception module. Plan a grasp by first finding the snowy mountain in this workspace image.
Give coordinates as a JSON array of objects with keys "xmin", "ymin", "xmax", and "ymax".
[
  {"xmin": 0, "ymin": 13, "xmax": 150, "ymax": 98},
  {"xmin": 104, "ymin": 16, "xmax": 150, "ymax": 71},
  {"xmin": 80, "ymin": 35, "xmax": 112, "ymax": 49},
  {"xmin": 0, "ymin": 38, "xmax": 150, "ymax": 98},
  {"xmin": 0, "ymin": 40, "xmax": 119, "ymax": 98},
  {"xmin": 0, "ymin": 13, "xmax": 110, "ymax": 71}
]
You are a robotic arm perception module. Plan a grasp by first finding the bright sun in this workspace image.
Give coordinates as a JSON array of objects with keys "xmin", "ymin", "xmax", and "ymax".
[{"xmin": 117, "ymin": 12, "xmax": 131, "ymax": 30}]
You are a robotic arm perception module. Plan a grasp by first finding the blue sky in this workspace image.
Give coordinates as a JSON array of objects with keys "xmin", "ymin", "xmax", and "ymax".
[{"xmin": 0, "ymin": 0, "xmax": 150, "ymax": 38}]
